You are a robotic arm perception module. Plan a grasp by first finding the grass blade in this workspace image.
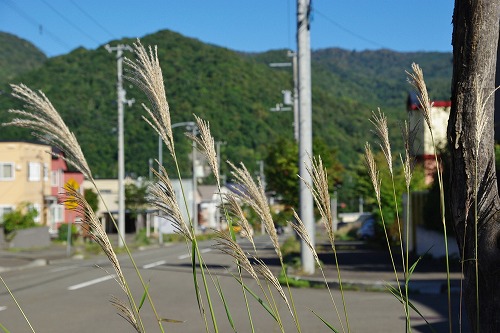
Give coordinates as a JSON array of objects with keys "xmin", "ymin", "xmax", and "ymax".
[
  {"xmin": 232, "ymin": 274, "xmax": 279, "ymax": 323},
  {"xmin": 138, "ymin": 282, "xmax": 150, "ymax": 312},
  {"xmin": 311, "ymin": 310, "xmax": 341, "ymax": 333},
  {"xmin": 214, "ymin": 277, "xmax": 237, "ymax": 332},
  {"xmin": 0, "ymin": 323, "xmax": 11, "ymax": 333},
  {"xmin": 386, "ymin": 284, "xmax": 437, "ymax": 333}
]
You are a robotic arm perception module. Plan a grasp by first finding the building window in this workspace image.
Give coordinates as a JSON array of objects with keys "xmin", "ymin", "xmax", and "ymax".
[
  {"xmin": 0, "ymin": 163, "xmax": 14, "ymax": 181},
  {"xmin": 0, "ymin": 206, "xmax": 14, "ymax": 223},
  {"xmin": 43, "ymin": 163, "xmax": 49, "ymax": 181},
  {"xmin": 50, "ymin": 204, "xmax": 64, "ymax": 223},
  {"xmin": 28, "ymin": 162, "xmax": 41, "ymax": 182},
  {"xmin": 51, "ymin": 171, "xmax": 58, "ymax": 187}
]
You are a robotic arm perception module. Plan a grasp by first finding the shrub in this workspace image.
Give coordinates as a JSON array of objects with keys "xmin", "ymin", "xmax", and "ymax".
[
  {"xmin": 3, "ymin": 203, "xmax": 38, "ymax": 235},
  {"xmin": 57, "ymin": 223, "xmax": 79, "ymax": 244}
]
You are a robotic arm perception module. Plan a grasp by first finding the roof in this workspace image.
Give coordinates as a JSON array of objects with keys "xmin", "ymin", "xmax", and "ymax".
[{"xmin": 406, "ymin": 91, "xmax": 451, "ymax": 111}]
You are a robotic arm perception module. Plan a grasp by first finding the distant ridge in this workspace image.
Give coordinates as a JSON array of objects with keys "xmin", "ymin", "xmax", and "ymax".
[
  {"xmin": 0, "ymin": 31, "xmax": 47, "ymax": 82},
  {"xmin": 0, "ymin": 29, "xmax": 452, "ymax": 178}
]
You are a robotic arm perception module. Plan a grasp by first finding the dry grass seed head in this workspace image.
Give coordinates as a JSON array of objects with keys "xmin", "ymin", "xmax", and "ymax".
[
  {"xmin": 4, "ymin": 84, "xmax": 92, "ymax": 179},
  {"xmin": 187, "ymin": 115, "xmax": 220, "ymax": 186},
  {"xmin": 370, "ymin": 109, "xmax": 393, "ymax": 176},
  {"xmin": 400, "ymin": 120, "xmax": 416, "ymax": 188},
  {"xmin": 110, "ymin": 296, "xmax": 141, "ymax": 332},
  {"xmin": 62, "ymin": 186, "xmax": 126, "ymax": 291},
  {"xmin": 148, "ymin": 165, "xmax": 193, "ymax": 241},
  {"xmin": 228, "ymin": 161, "xmax": 282, "ymax": 261},
  {"xmin": 290, "ymin": 210, "xmax": 320, "ymax": 266},
  {"xmin": 213, "ymin": 230, "xmax": 258, "ymax": 281},
  {"xmin": 224, "ymin": 193, "xmax": 256, "ymax": 249},
  {"xmin": 364, "ymin": 143, "xmax": 381, "ymax": 204},
  {"xmin": 302, "ymin": 155, "xmax": 335, "ymax": 243},
  {"xmin": 124, "ymin": 40, "xmax": 175, "ymax": 156},
  {"xmin": 407, "ymin": 63, "xmax": 432, "ymax": 131},
  {"xmin": 253, "ymin": 258, "xmax": 293, "ymax": 318}
]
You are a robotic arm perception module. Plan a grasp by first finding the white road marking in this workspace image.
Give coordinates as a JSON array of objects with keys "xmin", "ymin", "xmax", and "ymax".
[
  {"xmin": 67, "ymin": 275, "xmax": 116, "ymax": 291},
  {"xmin": 177, "ymin": 248, "xmax": 212, "ymax": 260},
  {"xmin": 143, "ymin": 260, "xmax": 167, "ymax": 269},
  {"xmin": 0, "ymin": 306, "xmax": 7, "ymax": 312},
  {"xmin": 50, "ymin": 265, "xmax": 80, "ymax": 273}
]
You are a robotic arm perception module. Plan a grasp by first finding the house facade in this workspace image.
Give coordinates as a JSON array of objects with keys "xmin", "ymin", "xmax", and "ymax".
[
  {"xmin": 407, "ymin": 93, "xmax": 451, "ymax": 184},
  {"xmin": 0, "ymin": 142, "xmax": 84, "ymax": 234}
]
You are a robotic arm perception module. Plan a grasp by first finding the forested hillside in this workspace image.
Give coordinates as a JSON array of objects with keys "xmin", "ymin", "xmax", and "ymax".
[
  {"xmin": 0, "ymin": 32, "xmax": 47, "ymax": 82},
  {"xmin": 0, "ymin": 29, "xmax": 452, "ymax": 179}
]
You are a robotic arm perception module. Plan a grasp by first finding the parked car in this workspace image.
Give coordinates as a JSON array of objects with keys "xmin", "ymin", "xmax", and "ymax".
[{"xmin": 357, "ymin": 218, "xmax": 376, "ymax": 240}]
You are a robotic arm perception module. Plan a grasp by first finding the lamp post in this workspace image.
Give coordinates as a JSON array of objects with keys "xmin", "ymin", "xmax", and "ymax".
[{"xmin": 157, "ymin": 122, "xmax": 198, "ymax": 233}]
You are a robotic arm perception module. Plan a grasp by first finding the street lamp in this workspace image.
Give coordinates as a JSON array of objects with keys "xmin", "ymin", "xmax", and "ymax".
[{"xmin": 157, "ymin": 122, "xmax": 199, "ymax": 233}]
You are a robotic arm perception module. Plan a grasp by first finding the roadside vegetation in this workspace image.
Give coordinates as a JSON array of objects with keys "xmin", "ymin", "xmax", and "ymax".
[{"xmin": 0, "ymin": 3, "xmax": 495, "ymax": 329}]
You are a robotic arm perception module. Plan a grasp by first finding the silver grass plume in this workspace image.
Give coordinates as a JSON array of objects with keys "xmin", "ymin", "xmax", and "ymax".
[
  {"xmin": 213, "ymin": 230, "xmax": 258, "ymax": 282},
  {"xmin": 253, "ymin": 258, "xmax": 293, "ymax": 318},
  {"xmin": 124, "ymin": 40, "xmax": 175, "ymax": 157},
  {"xmin": 224, "ymin": 193, "xmax": 256, "ymax": 250},
  {"xmin": 110, "ymin": 296, "xmax": 141, "ymax": 332},
  {"xmin": 400, "ymin": 120, "xmax": 415, "ymax": 189},
  {"xmin": 3, "ymin": 84, "xmax": 92, "ymax": 179},
  {"xmin": 290, "ymin": 210, "xmax": 320, "ymax": 266},
  {"xmin": 407, "ymin": 63, "xmax": 432, "ymax": 131},
  {"xmin": 186, "ymin": 115, "xmax": 220, "ymax": 186},
  {"xmin": 228, "ymin": 161, "xmax": 282, "ymax": 261},
  {"xmin": 61, "ymin": 185, "xmax": 126, "ymax": 291},
  {"xmin": 300, "ymin": 155, "xmax": 335, "ymax": 244},
  {"xmin": 148, "ymin": 164, "xmax": 193, "ymax": 241},
  {"xmin": 370, "ymin": 109, "xmax": 393, "ymax": 176},
  {"xmin": 364, "ymin": 143, "xmax": 381, "ymax": 204}
]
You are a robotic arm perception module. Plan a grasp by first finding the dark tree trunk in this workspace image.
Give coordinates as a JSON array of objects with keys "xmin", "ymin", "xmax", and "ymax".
[{"xmin": 449, "ymin": 1, "xmax": 500, "ymax": 332}]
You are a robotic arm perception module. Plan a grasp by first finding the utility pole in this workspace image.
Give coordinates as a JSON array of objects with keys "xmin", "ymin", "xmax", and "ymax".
[
  {"xmin": 297, "ymin": 0, "xmax": 315, "ymax": 274},
  {"xmin": 269, "ymin": 50, "xmax": 298, "ymax": 141},
  {"xmin": 106, "ymin": 44, "xmax": 134, "ymax": 248}
]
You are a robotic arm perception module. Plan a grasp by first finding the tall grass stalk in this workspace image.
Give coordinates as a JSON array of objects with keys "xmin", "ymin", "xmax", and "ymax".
[
  {"xmin": 407, "ymin": 63, "xmax": 452, "ymax": 333},
  {"xmin": 0, "ymin": 275, "xmax": 36, "ymax": 333},
  {"xmin": 188, "ymin": 114, "xmax": 256, "ymax": 332},
  {"xmin": 401, "ymin": 120, "xmax": 416, "ymax": 333},
  {"xmin": 290, "ymin": 210, "xmax": 346, "ymax": 333},
  {"xmin": 125, "ymin": 40, "xmax": 223, "ymax": 332},
  {"xmin": 300, "ymin": 155, "xmax": 350, "ymax": 333},
  {"xmin": 228, "ymin": 161, "xmax": 302, "ymax": 332},
  {"xmin": 370, "ymin": 110, "xmax": 411, "ymax": 331},
  {"xmin": 364, "ymin": 143, "xmax": 407, "ymax": 320}
]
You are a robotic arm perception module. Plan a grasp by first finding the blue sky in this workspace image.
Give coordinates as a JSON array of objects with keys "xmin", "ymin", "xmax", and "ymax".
[{"xmin": 0, "ymin": 0, "xmax": 454, "ymax": 57}]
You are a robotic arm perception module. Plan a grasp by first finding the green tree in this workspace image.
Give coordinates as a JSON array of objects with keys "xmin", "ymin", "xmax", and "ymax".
[
  {"xmin": 265, "ymin": 137, "xmax": 344, "ymax": 209},
  {"xmin": 84, "ymin": 188, "xmax": 99, "ymax": 213},
  {"xmin": 125, "ymin": 182, "xmax": 148, "ymax": 220}
]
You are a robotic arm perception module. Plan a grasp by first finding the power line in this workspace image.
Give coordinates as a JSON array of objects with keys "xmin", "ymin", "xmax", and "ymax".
[
  {"xmin": 314, "ymin": 9, "xmax": 386, "ymax": 49},
  {"xmin": 70, "ymin": 0, "xmax": 116, "ymax": 39},
  {"xmin": 1, "ymin": 0, "xmax": 72, "ymax": 52},
  {"xmin": 39, "ymin": 0, "xmax": 102, "ymax": 45}
]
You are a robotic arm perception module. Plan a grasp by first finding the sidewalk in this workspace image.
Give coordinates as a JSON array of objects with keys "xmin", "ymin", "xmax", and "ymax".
[{"xmin": 0, "ymin": 233, "xmax": 463, "ymax": 295}]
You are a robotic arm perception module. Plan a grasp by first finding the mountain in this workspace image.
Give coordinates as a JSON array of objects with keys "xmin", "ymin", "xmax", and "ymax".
[
  {"xmin": 0, "ymin": 29, "xmax": 452, "ymax": 179},
  {"xmin": 0, "ymin": 32, "xmax": 47, "ymax": 82}
]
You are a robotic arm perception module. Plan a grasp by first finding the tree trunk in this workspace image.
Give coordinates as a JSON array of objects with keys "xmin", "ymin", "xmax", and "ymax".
[{"xmin": 449, "ymin": 1, "xmax": 500, "ymax": 332}]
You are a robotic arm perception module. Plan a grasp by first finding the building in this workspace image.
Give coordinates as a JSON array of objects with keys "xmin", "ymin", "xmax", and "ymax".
[
  {"xmin": 0, "ymin": 142, "xmax": 84, "ymax": 234},
  {"xmin": 407, "ymin": 92, "xmax": 451, "ymax": 184}
]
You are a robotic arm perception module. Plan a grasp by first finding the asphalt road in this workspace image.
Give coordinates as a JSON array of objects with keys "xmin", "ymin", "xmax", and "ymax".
[{"xmin": 0, "ymin": 235, "xmax": 468, "ymax": 332}]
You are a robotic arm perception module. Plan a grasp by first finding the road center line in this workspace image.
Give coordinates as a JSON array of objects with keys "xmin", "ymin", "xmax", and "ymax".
[
  {"xmin": 177, "ymin": 248, "xmax": 212, "ymax": 260},
  {"xmin": 68, "ymin": 275, "xmax": 116, "ymax": 291},
  {"xmin": 143, "ymin": 260, "xmax": 167, "ymax": 269}
]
